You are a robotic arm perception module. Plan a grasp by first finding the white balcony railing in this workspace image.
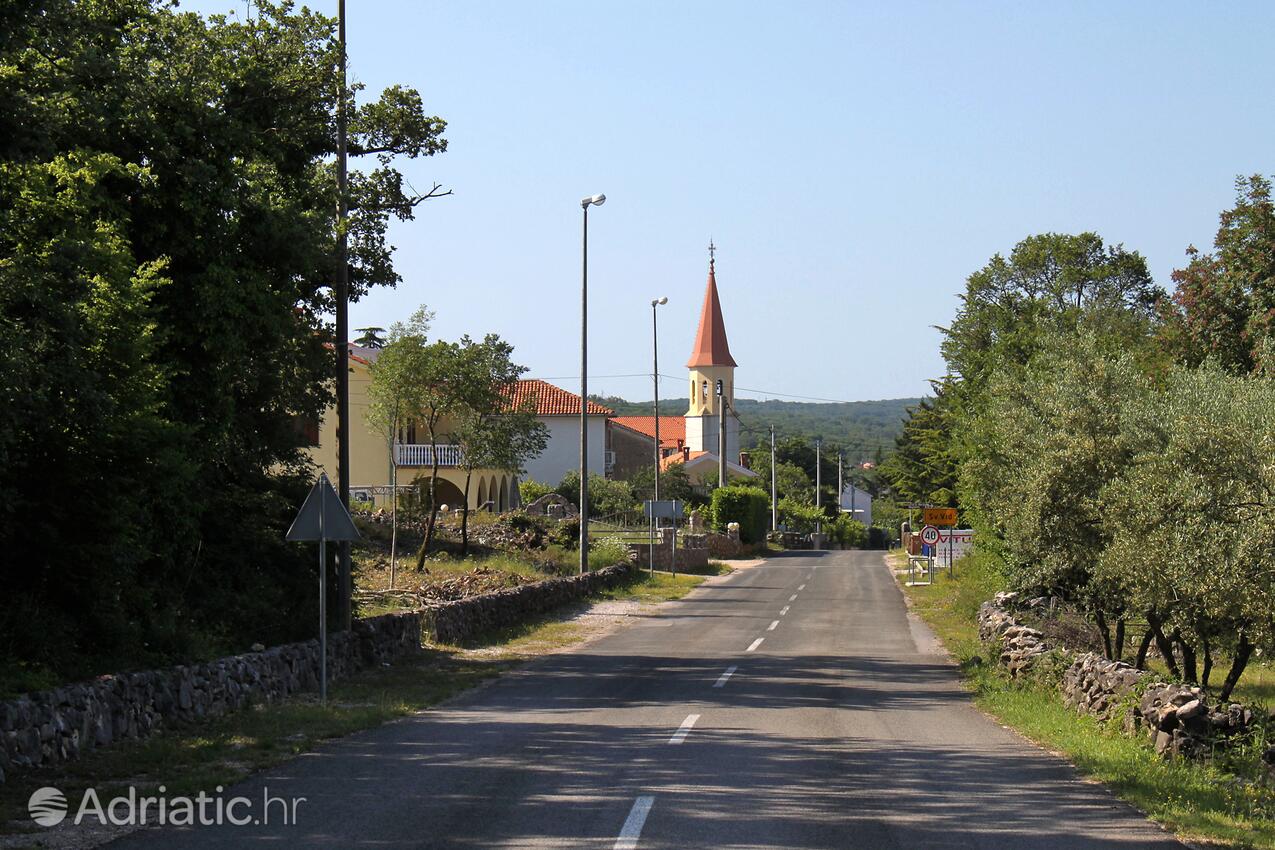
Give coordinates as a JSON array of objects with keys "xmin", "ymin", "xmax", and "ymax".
[{"xmin": 394, "ymin": 443, "xmax": 464, "ymax": 467}]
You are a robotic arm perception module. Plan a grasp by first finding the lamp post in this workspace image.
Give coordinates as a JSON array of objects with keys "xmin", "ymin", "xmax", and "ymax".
[
  {"xmin": 579, "ymin": 193, "xmax": 606, "ymax": 575},
  {"xmin": 651, "ymin": 297, "xmax": 668, "ymax": 502}
]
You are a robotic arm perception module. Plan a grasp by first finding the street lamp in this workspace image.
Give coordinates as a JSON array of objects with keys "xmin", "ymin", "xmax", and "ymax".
[
  {"xmin": 651, "ymin": 296, "xmax": 668, "ymax": 502},
  {"xmin": 579, "ymin": 193, "xmax": 605, "ymax": 575}
]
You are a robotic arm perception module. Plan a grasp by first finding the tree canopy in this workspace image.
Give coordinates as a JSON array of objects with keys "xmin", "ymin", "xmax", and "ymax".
[{"xmin": 0, "ymin": 0, "xmax": 447, "ymax": 686}]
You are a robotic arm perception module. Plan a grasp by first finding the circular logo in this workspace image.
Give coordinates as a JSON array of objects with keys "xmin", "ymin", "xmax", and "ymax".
[
  {"xmin": 29, "ymin": 786, "xmax": 68, "ymax": 827},
  {"xmin": 919, "ymin": 525, "xmax": 940, "ymax": 546}
]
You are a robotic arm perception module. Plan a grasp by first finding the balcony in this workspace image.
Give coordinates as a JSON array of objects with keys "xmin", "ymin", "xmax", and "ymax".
[{"xmin": 394, "ymin": 443, "xmax": 464, "ymax": 467}]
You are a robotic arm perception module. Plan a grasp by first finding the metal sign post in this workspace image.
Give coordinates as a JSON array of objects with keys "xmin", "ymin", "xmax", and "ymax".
[
  {"xmin": 287, "ymin": 473, "xmax": 361, "ymax": 703},
  {"xmin": 644, "ymin": 500, "xmax": 684, "ymax": 577}
]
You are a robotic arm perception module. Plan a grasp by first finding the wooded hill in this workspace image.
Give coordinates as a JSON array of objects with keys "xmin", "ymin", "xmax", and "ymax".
[{"xmin": 592, "ymin": 395, "xmax": 919, "ymax": 463}]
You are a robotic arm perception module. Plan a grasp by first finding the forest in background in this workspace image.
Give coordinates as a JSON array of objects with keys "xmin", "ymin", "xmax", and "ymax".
[{"xmin": 592, "ymin": 395, "xmax": 918, "ymax": 463}]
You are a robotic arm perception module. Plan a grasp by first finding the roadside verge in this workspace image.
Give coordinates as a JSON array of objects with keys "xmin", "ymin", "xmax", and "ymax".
[{"xmin": 887, "ymin": 550, "xmax": 1275, "ymax": 850}]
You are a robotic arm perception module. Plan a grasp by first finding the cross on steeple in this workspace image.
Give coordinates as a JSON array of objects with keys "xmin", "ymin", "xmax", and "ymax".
[{"xmin": 708, "ymin": 239, "xmax": 717, "ymax": 269}]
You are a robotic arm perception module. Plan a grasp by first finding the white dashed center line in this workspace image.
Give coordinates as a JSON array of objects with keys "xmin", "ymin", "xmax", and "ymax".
[
  {"xmin": 798, "ymin": 583, "xmax": 807, "ymax": 590},
  {"xmin": 767, "ymin": 620, "xmax": 779, "ymax": 631},
  {"xmin": 668, "ymin": 714, "xmax": 700, "ymax": 744},
  {"xmin": 713, "ymin": 666, "xmax": 737, "ymax": 688},
  {"xmin": 779, "ymin": 605, "xmax": 790, "ymax": 616},
  {"xmin": 615, "ymin": 795, "xmax": 655, "ymax": 849},
  {"xmin": 789, "ymin": 594, "xmax": 798, "ymax": 602},
  {"xmin": 747, "ymin": 637, "xmax": 764, "ymax": 652}
]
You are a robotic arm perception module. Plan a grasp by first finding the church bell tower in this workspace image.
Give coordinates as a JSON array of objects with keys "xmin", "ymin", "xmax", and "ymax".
[{"xmin": 684, "ymin": 243, "xmax": 739, "ymax": 459}]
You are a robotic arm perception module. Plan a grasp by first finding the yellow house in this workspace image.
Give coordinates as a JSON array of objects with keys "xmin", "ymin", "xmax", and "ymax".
[
  {"xmin": 306, "ymin": 345, "xmax": 518, "ymax": 512},
  {"xmin": 306, "ymin": 348, "xmax": 613, "ymax": 512}
]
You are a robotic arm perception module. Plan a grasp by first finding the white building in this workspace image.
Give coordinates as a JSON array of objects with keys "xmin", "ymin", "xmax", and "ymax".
[
  {"xmin": 511, "ymin": 379, "xmax": 610, "ymax": 489},
  {"xmin": 839, "ymin": 483, "xmax": 873, "ymax": 526}
]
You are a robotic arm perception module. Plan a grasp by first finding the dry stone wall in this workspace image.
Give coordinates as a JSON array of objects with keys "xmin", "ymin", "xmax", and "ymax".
[
  {"xmin": 1, "ymin": 559, "xmax": 643, "ymax": 785},
  {"xmin": 624, "ymin": 530, "xmax": 709, "ymax": 572},
  {"xmin": 0, "ymin": 611, "xmax": 421, "ymax": 785},
  {"xmin": 978, "ymin": 592, "xmax": 1270, "ymax": 767},
  {"xmin": 424, "ymin": 562, "xmax": 636, "ymax": 645}
]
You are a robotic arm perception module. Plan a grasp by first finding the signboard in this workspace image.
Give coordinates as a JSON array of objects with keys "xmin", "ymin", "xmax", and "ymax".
[
  {"xmin": 923, "ymin": 507, "xmax": 958, "ymax": 527},
  {"xmin": 286, "ymin": 473, "xmax": 361, "ymax": 705},
  {"xmin": 936, "ymin": 528, "xmax": 975, "ymax": 566},
  {"xmin": 287, "ymin": 473, "xmax": 361, "ymax": 542},
  {"xmin": 919, "ymin": 525, "xmax": 940, "ymax": 546},
  {"xmin": 644, "ymin": 500, "xmax": 685, "ymax": 520}
]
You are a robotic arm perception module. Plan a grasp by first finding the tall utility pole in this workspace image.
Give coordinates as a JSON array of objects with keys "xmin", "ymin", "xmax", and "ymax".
[
  {"xmin": 717, "ymin": 380, "xmax": 727, "ymax": 488},
  {"xmin": 578, "ymin": 194, "xmax": 605, "ymax": 575},
  {"xmin": 814, "ymin": 437, "xmax": 822, "ymax": 538},
  {"xmin": 837, "ymin": 451, "xmax": 843, "ymax": 517},
  {"xmin": 769, "ymin": 425, "xmax": 777, "ymax": 530},
  {"xmin": 334, "ymin": 0, "xmax": 352, "ymax": 630}
]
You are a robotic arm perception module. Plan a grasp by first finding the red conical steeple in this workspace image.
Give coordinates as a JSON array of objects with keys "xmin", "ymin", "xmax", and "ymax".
[{"xmin": 686, "ymin": 246, "xmax": 737, "ymax": 368}]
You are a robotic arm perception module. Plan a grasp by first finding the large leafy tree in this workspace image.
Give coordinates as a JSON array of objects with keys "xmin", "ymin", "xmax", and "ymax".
[
  {"xmin": 1167, "ymin": 175, "xmax": 1275, "ymax": 374},
  {"xmin": 961, "ymin": 334, "xmax": 1150, "ymax": 659},
  {"xmin": 1101, "ymin": 365, "xmax": 1275, "ymax": 698},
  {"xmin": 1, "ymin": 1, "xmax": 447, "ymax": 680},
  {"xmin": 450, "ymin": 339, "xmax": 548, "ymax": 554},
  {"xmin": 879, "ymin": 379, "xmax": 961, "ymax": 509},
  {"xmin": 941, "ymin": 232, "xmax": 1163, "ymax": 396}
]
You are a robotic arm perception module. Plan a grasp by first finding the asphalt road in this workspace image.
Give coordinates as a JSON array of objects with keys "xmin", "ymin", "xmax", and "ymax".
[{"xmin": 111, "ymin": 550, "xmax": 1182, "ymax": 849}]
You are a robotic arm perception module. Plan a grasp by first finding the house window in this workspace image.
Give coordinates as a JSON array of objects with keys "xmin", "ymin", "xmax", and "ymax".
[{"xmin": 293, "ymin": 415, "xmax": 320, "ymax": 447}]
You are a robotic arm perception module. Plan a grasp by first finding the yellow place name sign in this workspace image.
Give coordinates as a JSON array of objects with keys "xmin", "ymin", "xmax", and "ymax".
[{"xmin": 923, "ymin": 508, "xmax": 958, "ymax": 527}]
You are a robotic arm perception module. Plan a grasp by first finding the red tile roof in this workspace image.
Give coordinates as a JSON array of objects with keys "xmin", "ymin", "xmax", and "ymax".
[
  {"xmin": 661, "ymin": 449, "xmax": 706, "ymax": 470},
  {"xmin": 687, "ymin": 260, "xmax": 737, "ymax": 368},
  {"xmin": 611, "ymin": 416, "xmax": 685, "ymax": 450},
  {"xmin": 505, "ymin": 379, "xmax": 612, "ymax": 416}
]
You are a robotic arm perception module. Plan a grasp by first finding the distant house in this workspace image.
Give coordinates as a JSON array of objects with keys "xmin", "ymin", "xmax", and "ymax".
[
  {"xmin": 509, "ymin": 379, "xmax": 612, "ymax": 488},
  {"xmin": 606, "ymin": 418, "xmax": 658, "ymax": 480},
  {"xmin": 307, "ymin": 351, "xmax": 618, "ymax": 512},
  {"xmin": 306, "ymin": 345, "xmax": 520, "ymax": 511},
  {"xmin": 839, "ymin": 483, "xmax": 873, "ymax": 526}
]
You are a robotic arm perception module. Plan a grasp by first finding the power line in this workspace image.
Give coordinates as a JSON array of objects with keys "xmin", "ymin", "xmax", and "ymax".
[
  {"xmin": 539, "ymin": 373, "xmax": 651, "ymax": 381},
  {"xmin": 656, "ymin": 373, "xmax": 893, "ymax": 405}
]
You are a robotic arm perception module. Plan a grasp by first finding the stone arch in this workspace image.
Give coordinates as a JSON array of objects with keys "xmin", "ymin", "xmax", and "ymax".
[
  {"xmin": 477, "ymin": 478, "xmax": 487, "ymax": 512},
  {"xmin": 413, "ymin": 475, "xmax": 464, "ymax": 513},
  {"xmin": 499, "ymin": 476, "xmax": 509, "ymax": 512}
]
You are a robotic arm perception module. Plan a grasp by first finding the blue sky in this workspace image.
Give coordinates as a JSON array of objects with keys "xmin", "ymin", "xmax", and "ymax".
[{"xmin": 189, "ymin": 1, "xmax": 1274, "ymax": 402}]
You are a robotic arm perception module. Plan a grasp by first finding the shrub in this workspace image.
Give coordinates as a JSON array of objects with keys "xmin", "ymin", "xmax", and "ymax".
[
  {"xmin": 518, "ymin": 479, "xmax": 553, "ymax": 504},
  {"xmin": 710, "ymin": 486, "xmax": 770, "ymax": 543},
  {"xmin": 555, "ymin": 471, "xmax": 637, "ymax": 520},
  {"xmin": 828, "ymin": 514, "xmax": 868, "ymax": 548},
  {"xmin": 551, "ymin": 517, "xmax": 581, "ymax": 549},
  {"xmin": 588, "ymin": 537, "xmax": 630, "ymax": 571},
  {"xmin": 778, "ymin": 497, "xmax": 822, "ymax": 533}
]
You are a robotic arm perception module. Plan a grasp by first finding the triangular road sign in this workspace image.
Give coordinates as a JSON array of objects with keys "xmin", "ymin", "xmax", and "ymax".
[{"xmin": 286, "ymin": 473, "xmax": 362, "ymax": 542}]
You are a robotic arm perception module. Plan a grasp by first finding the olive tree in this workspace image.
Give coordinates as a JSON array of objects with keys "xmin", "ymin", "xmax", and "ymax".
[{"xmin": 1101, "ymin": 364, "xmax": 1275, "ymax": 697}]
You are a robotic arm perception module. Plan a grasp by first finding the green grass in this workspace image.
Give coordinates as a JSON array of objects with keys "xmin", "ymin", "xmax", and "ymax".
[
  {"xmin": 895, "ymin": 549, "xmax": 1275, "ymax": 849},
  {"xmin": 601, "ymin": 569, "xmax": 711, "ymax": 603}
]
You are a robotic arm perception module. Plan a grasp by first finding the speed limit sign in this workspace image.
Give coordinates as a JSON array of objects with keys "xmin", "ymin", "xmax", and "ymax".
[{"xmin": 920, "ymin": 525, "xmax": 940, "ymax": 546}]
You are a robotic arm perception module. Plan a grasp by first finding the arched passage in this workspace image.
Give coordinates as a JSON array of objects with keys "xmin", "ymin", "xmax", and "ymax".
[
  {"xmin": 413, "ymin": 476, "xmax": 465, "ymax": 512},
  {"xmin": 477, "ymin": 478, "xmax": 487, "ymax": 512},
  {"xmin": 498, "ymin": 477, "xmax": 509, "ymax": 512}
]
